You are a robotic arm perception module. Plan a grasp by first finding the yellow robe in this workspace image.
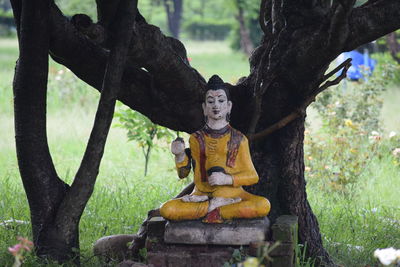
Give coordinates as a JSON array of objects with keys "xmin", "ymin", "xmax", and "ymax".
[{"xmin": 160, "ymin": 126, "xmax": 270, "ymax": 221}]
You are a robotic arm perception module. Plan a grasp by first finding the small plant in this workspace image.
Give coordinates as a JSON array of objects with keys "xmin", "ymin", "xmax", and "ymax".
[
  {"xmin": 223, "ymin": 247, "xmax": 246, "ymax": 266},
  {"xmin": 115, "ymin": 106, "xmax": 175, "ymax": 176},
  {"xmin": 8, "ymin": 237, "xmax": 33, "ymax": 267},
  {"xmin": 295, "ymin": 243, "xmax": 315, "ymax": 267}
]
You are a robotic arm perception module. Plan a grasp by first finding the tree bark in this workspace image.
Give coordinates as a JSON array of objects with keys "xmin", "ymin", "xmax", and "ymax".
[
  {"xmin": 11, "ymin": 0, "xmax": 71, "ymax": 260},
  {"xmin": 12, "ymin": 0, "xmax": 137, "ymax": 262}
]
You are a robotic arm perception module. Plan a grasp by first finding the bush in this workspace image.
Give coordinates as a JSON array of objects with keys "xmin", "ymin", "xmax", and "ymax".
[
  {"xmin": 372, "ymin": 52, "xmax": 400, "ymax": 86},
  {"xmin": 305, "ymin": 63, "xmax": 399, "ymax": 193},
  {"xmin": 0, "ymin": 10, "xmax": 16, "ymax": 37},
  {"xmin": 183, "ymin": 18, "xmax": 232, "ymax": 40},
  {"xmin": 114, "ymin": 106, "xmax": 175, "ymax": 176}
]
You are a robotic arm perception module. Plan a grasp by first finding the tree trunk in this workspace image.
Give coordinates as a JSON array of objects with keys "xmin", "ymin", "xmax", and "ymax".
[
  {"xmin": 236, "ymin": 3, "xmax": 254, "ymax": 56},
  {"xmin": 163, "ymin": 0, "xmax": 182, "ymax": 39},
  {"xmin": 11, "ymin": 0, "xmax": 73, "ymax": 260},
  {"xmin": 248, "ymin": 117, "xmax": 332, "ymax": 266},
  {"xmin": 11, "ymin": 0, "xmax": 137, "ymax": 262},
  {"xmin": 386, "ymin": 32, "xmax": 400, "ymax": 64}
]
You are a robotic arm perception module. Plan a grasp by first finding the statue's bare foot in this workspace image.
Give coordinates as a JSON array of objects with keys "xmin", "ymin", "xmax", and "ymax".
[
  {"xmin": 208, "ymin": 197, "xmax": 241, "ymax": 212},
  {"xmin": 181, "ymin": 195, "xmax": 209, "ymax": 203}
]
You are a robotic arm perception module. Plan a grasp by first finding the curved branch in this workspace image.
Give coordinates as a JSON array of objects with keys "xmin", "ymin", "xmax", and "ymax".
[
  {"xmin": 259, "ymin": 0, "xmax": 267, "ymax": 33},
  {"xmin": 48, "ymin": 4, "xmax": 206, "ymax": 133},
  {"xmin": 249, "ymin": 59, "xmax": 352, "ymax": 141},
  {"xmin": 344, "ymin": 0, "xmax": 400, "ymax": 51}
]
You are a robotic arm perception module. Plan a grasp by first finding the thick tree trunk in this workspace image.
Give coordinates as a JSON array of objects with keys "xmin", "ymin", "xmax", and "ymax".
[
  {"xmin": 11, "ymin": 0, "xmax": 73, "ymax": 261},
  {"xmin": 248, "ymin": 118, "xmax": 332, "ymax": 266},
  {"xmin": 11, "ymin": 0, "xmax": 137, "ymax": 263},
  {"xmin": 239, "ymin": 71, "xmax": 334, "ymax": 265}
]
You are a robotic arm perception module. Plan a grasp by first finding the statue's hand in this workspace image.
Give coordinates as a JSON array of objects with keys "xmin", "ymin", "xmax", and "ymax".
[
  {"xmin": 181, "ymin": 195, "xmax": 209, "ymax": 202},
  {"xmin": 208, "ymin": 172, "xmax": 233, "ymax": 186},
  {"xmin": 171, "ymin": 138, "xmax": 185, "ymax": 162}
]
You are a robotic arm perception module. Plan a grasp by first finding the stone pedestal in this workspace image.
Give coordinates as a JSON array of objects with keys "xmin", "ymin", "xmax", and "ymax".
[
  {"xmin": 146, "ymin": 217, "xmax": 273, "ymax": 267},
  {"xmin": 93, "ymin": 215, "xmax": 298, "ymax": 267},
  {"xmin": 269, "ymin": 215, "xmax": 298, "ymax": 267},
  {"xmin": 164, "ymin": 217, "xmax": 270, "ymax": 245}
]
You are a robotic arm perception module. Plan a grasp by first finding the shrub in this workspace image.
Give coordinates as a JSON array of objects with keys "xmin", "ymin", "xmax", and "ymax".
[
  {"xmin": 114, "ymin": 106, "xmax": 175, "ymax": 176},
  {"xmin": 305, "ymin": 63, "xmax": 399, "ymax": 193},
  {"xmin": 183, "ymin": 18, "xmax": 233, "ymax": 40}
]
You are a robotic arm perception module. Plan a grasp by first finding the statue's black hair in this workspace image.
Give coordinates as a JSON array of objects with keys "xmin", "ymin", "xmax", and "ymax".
[{"xmin": 206, "ymin": 75, "xmax": 231, "ymax": 100}]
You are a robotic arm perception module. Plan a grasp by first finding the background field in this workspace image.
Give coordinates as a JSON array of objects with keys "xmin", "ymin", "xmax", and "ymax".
[{"xmin": 1, "ymin": 38, "xmax": 400, "ymax": 266}]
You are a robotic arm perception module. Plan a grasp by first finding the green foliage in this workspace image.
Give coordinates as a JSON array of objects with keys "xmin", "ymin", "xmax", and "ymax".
[
  {"xmin": 372, "ymin": 52, "xmax": 400, "ymax": 86},
  {"xmin": 305, "ymin": 62, "xmax": 399, "ymax": 193},
  {"xmin": 55, "ymin": 0, "xmax": 97, "ymax": 20},
  {"xmin": 305, "ymin": 63, "xmax": 400, "ymax": 265},
  {"xmin": 295, "ymin": 243, "xmax": 315, "ymax": 267},
  {"xmin": 114, "ymin": 106, "xmax": 175, "ymax": 176},
  {"xmin": 183, "ymin": 18, "xmax": 232, "ymax": 40},
  {"xmin": 223, "ymin": 247, "xmax": 246, "ymax": 266},
  {"xmin": 0, "ymin": 8, "xmax": 15, "ymax": 37},
  {"xmin": 229, "ymin": 17, "xmax": 262, "ymax": 51},
  {"xmin": 228, "ymin": 0, "xmax": 262, "ymax": 50}
]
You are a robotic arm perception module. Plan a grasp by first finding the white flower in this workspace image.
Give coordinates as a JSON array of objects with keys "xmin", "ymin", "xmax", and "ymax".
[
  {"xmin": 55, "ymin": 75, "xmax": 61, "ymax": 81},
  {"xmin": 374, "ymin": 247, "xmax": 400, "ymax": 265},
  {"xmin": 389, "ymin": 131, "xmax": 397, "ymax": 138},
  {"xmin": 371, "ymin": 131, "xmax": 380, "ymax": 136},
  {"xmin": 57, "ymin": 69, "xmax": 64, "ymax": 75}
]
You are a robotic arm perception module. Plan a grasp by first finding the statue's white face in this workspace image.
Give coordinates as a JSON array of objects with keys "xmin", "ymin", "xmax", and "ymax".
[{"xmin": 202, "ymin": 89, "xmax": 232, "ymax": 122}]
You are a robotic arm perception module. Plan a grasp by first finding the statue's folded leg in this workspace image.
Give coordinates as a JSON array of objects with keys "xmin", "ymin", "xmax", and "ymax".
[
  {"xmin": 160, "ymin": 198, "xmax": 209, "ymax": 221},
  {"xmin": 219, "ymin": 192, "xmax": 270, "ymax": 220}
]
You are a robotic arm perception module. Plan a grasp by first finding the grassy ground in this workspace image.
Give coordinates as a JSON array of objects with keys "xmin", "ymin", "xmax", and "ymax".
[{"xmin": 1, "ymin": 38, "xmax": 400, "ymax": 266}]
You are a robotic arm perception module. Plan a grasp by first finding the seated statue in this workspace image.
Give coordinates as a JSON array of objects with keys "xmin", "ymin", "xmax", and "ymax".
[{"xmin": 160, "ymin": 75, "xmax": 270, "ymax": 223}]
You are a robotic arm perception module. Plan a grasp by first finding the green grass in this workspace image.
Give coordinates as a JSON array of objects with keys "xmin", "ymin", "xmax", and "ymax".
[
  {"xmin": 1, "ymin": 38, "xmax": 400, "ymax": 266},
  {"xmin": 183, "ymin": 40, "xmax": 249, "ymax": 82},
  {"xmin": 308, "ymin": 154, "xmax": 400, "ymax": 266}
]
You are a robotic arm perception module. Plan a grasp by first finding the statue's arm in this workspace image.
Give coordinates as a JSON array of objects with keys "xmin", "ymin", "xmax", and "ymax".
[
  {"xmin": 172, "ymin": 137, "xmax": 191, "ymax": 179},
  {"xmin": 230, "ymin": 137, "xmax": 259, "ymax": 187},
  {"xmin": 176, "ymin": 148, "xmax": 191, "ymax": 179}
]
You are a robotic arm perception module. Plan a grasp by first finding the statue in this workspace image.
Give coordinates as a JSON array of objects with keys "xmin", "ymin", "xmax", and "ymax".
[{"xmin": 160, "ymin": 75, "xmax": 270, "ymax": 223}]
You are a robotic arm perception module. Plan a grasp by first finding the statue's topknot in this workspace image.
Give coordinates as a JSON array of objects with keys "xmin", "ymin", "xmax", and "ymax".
[
  {"xmin": 207, "ymin": 75, "xmax": 226, "ymax": 90},
  {"xmin": 206, "ymin": 75, "xmax": 230, "ymax": 100}
]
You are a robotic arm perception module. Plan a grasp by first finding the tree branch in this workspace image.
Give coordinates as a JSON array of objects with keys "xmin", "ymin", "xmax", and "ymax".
[
  {"xmin": 344, "ymin": 0, "xmax": 400, "ymax": 51},
  {"xmin": 327, "ymin": 0, "xmax": 355, "ymax": 49},
  {"xmin": 248, "ymin": 59, "xmax": 352, "ymax": 141},
  {"xmin": 55, "ymin": 0, "xmax": 138, "ymax": 240},
  {"xmin": 48, "ymin": 4, "xmax": 205, "ymax": 133},
  {"xmin": 259, "ymin": 0, "xmax": 272, "ymax": 36}
]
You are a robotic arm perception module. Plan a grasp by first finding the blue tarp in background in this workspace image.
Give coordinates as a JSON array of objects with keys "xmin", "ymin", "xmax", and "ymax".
[{"xmin": 337, "ymin": 50, "xmax": 377, "ymax": 80}]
